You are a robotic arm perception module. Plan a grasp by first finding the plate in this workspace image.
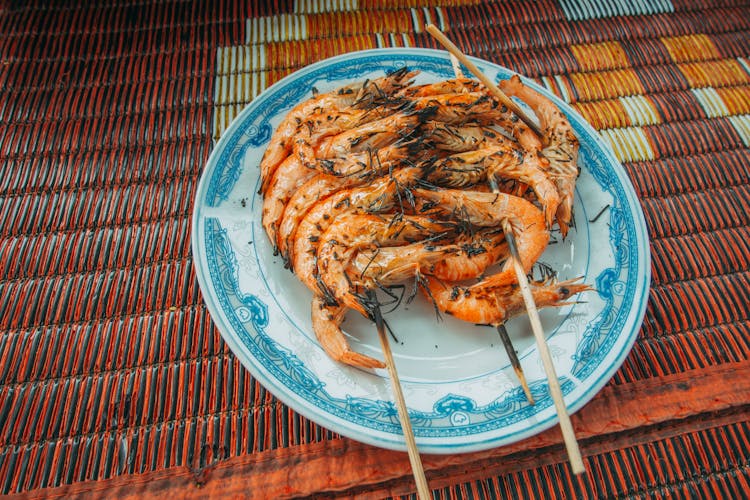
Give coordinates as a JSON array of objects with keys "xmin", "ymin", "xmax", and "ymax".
[{"xmin": 192, "ymin": 48, "xmax": 650, "ymax": 453}]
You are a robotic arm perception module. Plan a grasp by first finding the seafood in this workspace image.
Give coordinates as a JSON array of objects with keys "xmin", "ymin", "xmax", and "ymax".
[
  {"xmin": 261, "ymin": 155, "xmax": 317, "ymax": 253},
  {"xmin": 304, "ymin": 142, "xmax": 417, "ymax": 179},
  {"xmin": 277, "ymin": 174, "xmax": 345, "ymax": 263},
  {"xmin": 312, "ymin": 112, "xmax": 425, "ymax": 161},
  {"xmin": 412, "ymin": 187, "xmax": 549, "ymax": 287},
  {"xmin": 424, "ymin": 122, "xmax": 512, "ymax": 153},
  {"xmin": 423, "ymin": 277, "xmax": 592, "ymax": 325},
  {"xmin": 257, "ymin": 72, "xmax": 588, "ymax": 369},
  {"xmin": 259, "ymin": 68, "xmax": 416, "ymax": 193},
  {"xmin": 398, "ymin": 77, "xmax": 481, "ymax": 97},
  {"xmin": 291, "ymin": 167, "xmax": 423, "ymax": 293},
  {"xmin": 293, "ymin": 112, "xmax": 416, "ymax": 173},
  {"xmin": 409, "ymin": 92, "xmax": 516, "ymax": 127},
  {"xmin": 430, "ymin": 229, "xmax": 509, "ymax": 282},
  {"xmin": 501, "ymin": 75, "xmax": 580, "ymax": 236},
  {"xmin": 349, "ymin": 241, "xmax": 459, "ymax": 293},
  {"xmin": 317, "ymin": 213, "xmax": 454, "ymax": 316},
  {"xmin": 311, "ymin": 297, "xmax": 385, "ymax": 369},
  {"xmin": 276, "ymin": 149, "xmax": 415, "ymax": 262},
  {"xmin": 425, "ymin": 145, "xmax": 560, "ymax": 227}
]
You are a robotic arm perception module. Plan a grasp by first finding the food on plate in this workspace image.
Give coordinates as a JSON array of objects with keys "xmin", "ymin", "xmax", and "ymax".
[{"xmin": 259, "ymin": 68, "xmax": 590, "ymax": 368}]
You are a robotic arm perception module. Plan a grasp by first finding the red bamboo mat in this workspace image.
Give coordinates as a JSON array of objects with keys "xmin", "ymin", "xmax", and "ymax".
[{"xmin": 1, "ymin": 1, "xmax": 749, "ymax": 498}]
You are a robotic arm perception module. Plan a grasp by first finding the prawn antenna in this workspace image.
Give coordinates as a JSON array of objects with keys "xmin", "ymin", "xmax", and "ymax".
[
  {"xmin": 377, "ymin": 283, "xmax": 406, "ymax": 314},
  {"xmin": 418, "ymin": 276, "xmax": 444, "ymax": 323},
  {"xmin": 314, "ymin": 275, "xmax": 339, "ymax": 308},
  {"xmin": 358, "ymin": 286, "xmax": 402, "ymax": 320},
  {"xmin": 532, "ymin": 260, "xmax": 558, "ymax": 281},
  {"xmin": 414, "ymin": 178, "xmax": 441, "ymax": 190},
  {"xmin": 357, "ymin": 248, "xmax": 380, "ymax": 282},
  {"xmin": 382, "ymin": 317, "xmax": 400, "ymax": 343},
  {"xmin": 386, "ymin": 66, "xmax": 410, "ymax": 78}
]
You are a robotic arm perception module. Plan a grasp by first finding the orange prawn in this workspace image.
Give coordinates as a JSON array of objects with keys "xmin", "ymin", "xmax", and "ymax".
[
  {"xmin": 424, "ymin": 145, "xmax": 560, "ymax": 227},
  {"xmin": 423, "ymin": 277, "xmax": 591, "ymax": 325},
  {"xmin": 398, "ymin": 77, "xmax": 482, "ymax": 97},
  {"xmin": 292, "ymin": 167, "xmax": 424, "ymax": 293},
  {"xmin": 317, "ymin": 213, "xmax": 454, "ymax": 316},
  {"xmin": 412, "ymin": 187, "xmax": 549, "ymax": 288},
  {"xmin": 430, "ymin": 228, "xmax": 509, "ymax": 282},
  {"xmin": 311, "ymin": 297, "xmax": 385, "ymax": 369},
  {"xmin": 501, "ymin": 75, "xmax": 580, "ymax": 237},
  {"xmin": 261, "ymin": 155, "xmax": 317, "ymax": 253},
  {"xmin": 259, "ymin": 69, "xmax": 415, "ymax": 193}
]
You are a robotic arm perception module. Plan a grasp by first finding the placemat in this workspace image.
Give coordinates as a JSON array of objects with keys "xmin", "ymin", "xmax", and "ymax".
[{"xmin": 0, "ymin": 1, "xmax": 748, "ymax": 498}]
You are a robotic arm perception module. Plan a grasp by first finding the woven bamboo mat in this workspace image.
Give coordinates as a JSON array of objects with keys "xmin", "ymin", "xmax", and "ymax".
[{"xmin": 1, "ymin": 1, "xmax": 749, "ymax": 498}]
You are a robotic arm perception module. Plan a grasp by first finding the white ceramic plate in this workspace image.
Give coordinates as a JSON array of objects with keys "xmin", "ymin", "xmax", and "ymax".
[{"xmin": 192, "ymin": 48, "xmax": 650, "ymax": 453}]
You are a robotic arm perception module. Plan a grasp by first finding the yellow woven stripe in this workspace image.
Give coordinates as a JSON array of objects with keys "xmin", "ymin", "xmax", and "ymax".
[
  {"xmin": 573, "ymin": 99, "xmax": 631, "ymax": 130},
  {"xmin": 378, "ymin": 32, "xmax": 415, "ymax": 47},
  {"xmin": 569, "ymin": 68, "xmax": 645, "ymax": 102},
  {"xmin": 215, "ymin": 45, "xmax": 265, "ymax": 76},
  {"xmin": 729, "ymin": 115, "xmax": 750, "ymax": 147},
  {"xmin": 294, "ymin": 0, "xmax": 359, "ymax": 13},
  {"xmin": 358, "ymin": 0, "xmax": 481, "ymax": 8},
  {"xmin": 570, "ymin": 41, "xmax": 630, "ymax": 72},
  {"xmin": 692, "ymin": 87, "xmax": 731, "ymax": 118},
  {"xmin": 214, "ymin": 103, "xmax": 247, "ymax": 139},
  {"xmin": 620, "ymin": 95, "xmax": 661, "ymax": 126},
  {"xmin": 598, "ymin": 127, "xmax": 655, "ymax": 163},
  {"xmin": 306, "ymin": 10, "xmax": 413, "ymax": 38},
  {"xmin": 661, "ymin": 34, "xmax": 721, "ymax": 63},
  {"xmin": 677, "ymin": 60, "xmax": 750, "ymax": 88},
  {"xmin": 265, "ymin": 35, "xmax": 377, "ymax": 69},
  {"xmin": 247, "ymin": 14, "xmax": 308, "ymax": 44},
  {"xmin": 715, "ymin": 85, "xmax": 750, "ymax": 115},
  {"xmin": 573, "ymin": 94, "xmax": 662, "ymax": 130}
]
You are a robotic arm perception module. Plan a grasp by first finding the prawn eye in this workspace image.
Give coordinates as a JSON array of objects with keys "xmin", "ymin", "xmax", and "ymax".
[{"xmin": 559, "ymin": 286, "xmax": 570, "ymax": 297}]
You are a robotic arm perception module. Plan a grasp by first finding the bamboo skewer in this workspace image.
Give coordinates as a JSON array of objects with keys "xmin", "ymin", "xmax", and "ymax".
[
  {"xmin": 449, "ymin": 53, "xmax": 464, "ymax": 78},
  {"xmin": 502, "ymin": 221, "xmax": 586, "ymax": 474},
  {"xmin": 482, "ymin": 176, "xmax": 535, "ymax": 405},
  {"xmin": 427, "ymin": 23, "xmax": 585, "ymax": 475},
  {"xmin": 496, "ymin": 323, "xmax": 535, "ymax": 405},
  {"xmin": 370, "ymin": 294, "xmax": 431, "ymax": 499},
  {"xmin": 426, "ymin": 24, "xmax": 544, "ymax": 138},
  {"xmin": 448, "ymin": 52, "xmax": 535, "ymax": 406}
]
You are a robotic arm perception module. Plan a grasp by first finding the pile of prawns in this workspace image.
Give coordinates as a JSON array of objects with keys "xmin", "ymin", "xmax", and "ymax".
[{"xmin": 260, "ymin": 67, "xmax": 590, "ymax": 369}]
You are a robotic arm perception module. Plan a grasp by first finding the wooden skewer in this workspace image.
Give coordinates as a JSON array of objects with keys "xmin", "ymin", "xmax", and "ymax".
[
  {"xmin": 449, "ymin": 53, "xmax": 464, "ymax": 79},
  {"xmin": 502, "ymin": 220, "xmax": 586, "ymax": 475},
  {"xmin": 496, "ymin": 323, "xmax": 535, "ymax": 405},
  {"xmin": 370, "ymin": 294, "xmax": 431, "ymax": 499},
  {"xmin": 447, "ymin": 52, "xmax": 535, "ymax": 406},
  {"xmin": 482, "ymin": 173, "xmax": 535, "ymax": 406},
  {"xmin": 426, "ymin": 24, "xmax": 544, "ymax": 138},
  {"xmin": 428, "ymin": 24, "xmax": 585, "ymax": 475}
]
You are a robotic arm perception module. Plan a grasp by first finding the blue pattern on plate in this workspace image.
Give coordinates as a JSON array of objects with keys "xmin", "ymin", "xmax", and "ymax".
[{"xmin": 193, "ymin": 49, "xmax": 650, "ymax": 452}]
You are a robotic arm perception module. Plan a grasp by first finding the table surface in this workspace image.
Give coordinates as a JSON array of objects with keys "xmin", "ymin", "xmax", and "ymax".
[{"xmin": 1, "ymin": 1, "xmax": 749, "ymax": 498}]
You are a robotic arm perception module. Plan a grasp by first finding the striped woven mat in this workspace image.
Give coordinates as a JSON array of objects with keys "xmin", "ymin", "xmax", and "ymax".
[{"xmin": 1, "ymin": 1, "xmax": 749, "ymax": 498}]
